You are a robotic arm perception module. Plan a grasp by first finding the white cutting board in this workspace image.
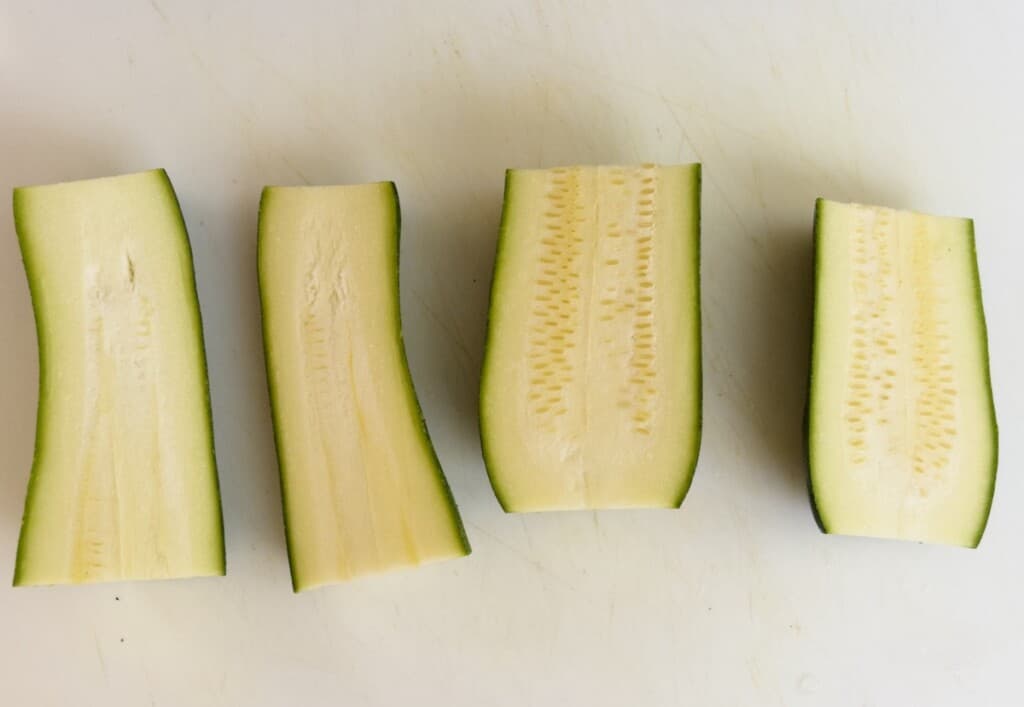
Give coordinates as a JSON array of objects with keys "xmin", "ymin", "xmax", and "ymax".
[{"xmin": 1, "ymin": 2, "xmax": 1021, "ymax": 705}]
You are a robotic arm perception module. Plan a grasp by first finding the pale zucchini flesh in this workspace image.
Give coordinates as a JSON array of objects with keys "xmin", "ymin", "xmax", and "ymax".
[
  {"xmin": 480, "ymin": 164, "xmax": 702, "ymax": 512},
  {"xmin": 13, "ymin": 169, "xmax": 224, "ymax": 586},
  {"xmin": 258, "ymin": 183, "xmax": 469, "ymax": 591},
  {"xmin": 808, "ymin": 199, "xmax": 997, "ymax": 547}
]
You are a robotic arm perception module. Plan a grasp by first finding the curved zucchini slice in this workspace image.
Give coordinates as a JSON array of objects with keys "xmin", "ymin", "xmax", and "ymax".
[
  {"xmin": 480, "ymin": 164, "xmax": 702, "ymax": 511},
  {"xmin": 808, "ymin": 199, "xmax": 997, "ymax": 546},
  {"xmin": 13, "ymin": 169, "xmax": 224, "ymax": 586},
  {"xmin": 258, "ymin": 183, "xmax": 469, "ymax": 591}
]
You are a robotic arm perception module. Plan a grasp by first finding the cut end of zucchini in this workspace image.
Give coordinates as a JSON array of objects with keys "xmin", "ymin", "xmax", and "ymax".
[
  {"xmin": 12, "ymin": 169, "xmax": 224, "ymax": 586},
  {"xmin": 258, "ymin": 183, "xmax": 469, "ymax": 592},
  {"xmin": 480, "ymin": 164, "xmax": 702, "ymax": 512},
  {"xmin": 808, "ymin": 199, "xmax": 997, "ymax": 547}
]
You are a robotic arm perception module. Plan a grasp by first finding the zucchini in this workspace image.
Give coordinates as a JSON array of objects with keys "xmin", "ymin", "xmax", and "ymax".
[
  {"xmin": 258, "ymin": 183, "xmax": 469, "ymax": 591},
  {"xmin": 480, "ymin": 164, "xmax": 702, "ymax": 511},
  {"xmin": 808, "ymin": 199, "xmax": 997, "ymax": 546},
  {"xmin": 13, "ymin": 169, "xmax": 224, "ymax": 585}
]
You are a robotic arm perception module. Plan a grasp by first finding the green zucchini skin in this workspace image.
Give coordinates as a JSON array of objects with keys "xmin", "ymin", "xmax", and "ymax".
[
  {"xmin": 805, "ymin": 200, "xmax": 827, "ymax": 535},
  {"xmin": 256, "ymin": 187, "xmax": 299, "ymax": 588},
  {"xmin": 160, "ymin": 169, "xmax": 226, "ymax": 571},
  {"xmin": 957, "ymin": 219, "xmax": 999, "ymax": 547},
  {"xmin": 477, "ymin": 170, "xmax": 516, "ymax": 512}
]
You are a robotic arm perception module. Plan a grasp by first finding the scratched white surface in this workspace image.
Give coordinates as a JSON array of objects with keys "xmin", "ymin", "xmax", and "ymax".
[{"xmin": 1, "ymin": 2, "xmax": 1022, "ymax": 705}]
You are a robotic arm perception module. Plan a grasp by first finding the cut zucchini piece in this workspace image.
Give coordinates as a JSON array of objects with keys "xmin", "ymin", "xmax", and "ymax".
[
  {"xmin": 480, "ymin": 164, "xmax": 702, "ymax": 511},
  {"xmin": 808, "ymin": 199, "xmax": 997, "ymax": 547},
  {"xmin": 13, "ymin": 169, "xmax": 224, "ymax": 586},
  {"xmin": 258, "ymin": 182, "xmax": 469, "ymax": 591}
]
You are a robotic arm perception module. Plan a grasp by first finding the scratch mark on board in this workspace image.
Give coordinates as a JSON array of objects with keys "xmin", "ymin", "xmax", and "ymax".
[
  {"xmin": 146, "ymin": 0, "xmax": 254, "ymax": 126},
  {"xmin": 279, "ymin": 156, "xmax": 311, "ymax": 185},
  {"xmin": 93, "ymin": 633, "xmax": 109, "ymax": 684},
  {"xmin": 751, "ymin": 162, "xmax": 770, "ymax": 225},
  {"xmin": 659, "ymin": 91, "xmax": 703, "ymax": 164},
  {"xmin": 148, "ymin": 0, "xmax": 169, "ymax": 25},
  {"xmin": 468, "ymin": 522, "xmax": 578, "ymax": 592},
  {"xmin": 412, "ymin": 287, "xmax": 474, "ymax": 376}
]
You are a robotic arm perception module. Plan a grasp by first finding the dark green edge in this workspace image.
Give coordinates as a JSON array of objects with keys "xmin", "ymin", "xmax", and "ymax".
[
  {"xmin": 11, "ymin": 169, "xmax": 225, "ymax": 585},
  {"xmin": 806, "ymin": 200, "xmax": 998, "ymax": 547},
  {"xmin": 256, "ymin": 187, "xmax": 299, "ymax": 590},
  {"xmin": 668, "ymin": 162, "xmax": 704, "ymax": 508},
  {"xmin": 388, "ymin": 183, "xmax": 471, "ymax": 557},
  {"xmin": 963, "ymin": 219, "xmax": 998, "ymax": 548},
  {"xmin": 258, "ymin": 183, "xmax": 469, "ymax": 593},
  {"xmin": 160, "ymin": 169, "xmax": 226, "ymax": 572},
  {"xmin": 805, "ymin": 199, "xmax": 828, "ymax": 534},
  {"xmin": 478, "ymin": 164, "xmax": 703, "ymax": 511},
  {"xmin": 478, "ymin": 170, "xmax": 516, "ymax": 511},
  {"xmin": 12, "ymin": 186, "xmax": 45, "ymax": 585}
]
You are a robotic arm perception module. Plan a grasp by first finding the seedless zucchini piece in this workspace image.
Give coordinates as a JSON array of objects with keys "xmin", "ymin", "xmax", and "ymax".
[
  {"xmin": 13, "ymin": 169, "xmax": 224, "ymax": 586},
  {"xmin": 258, "ymin": 183, "xmax": 469, "ymax": 591}
]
